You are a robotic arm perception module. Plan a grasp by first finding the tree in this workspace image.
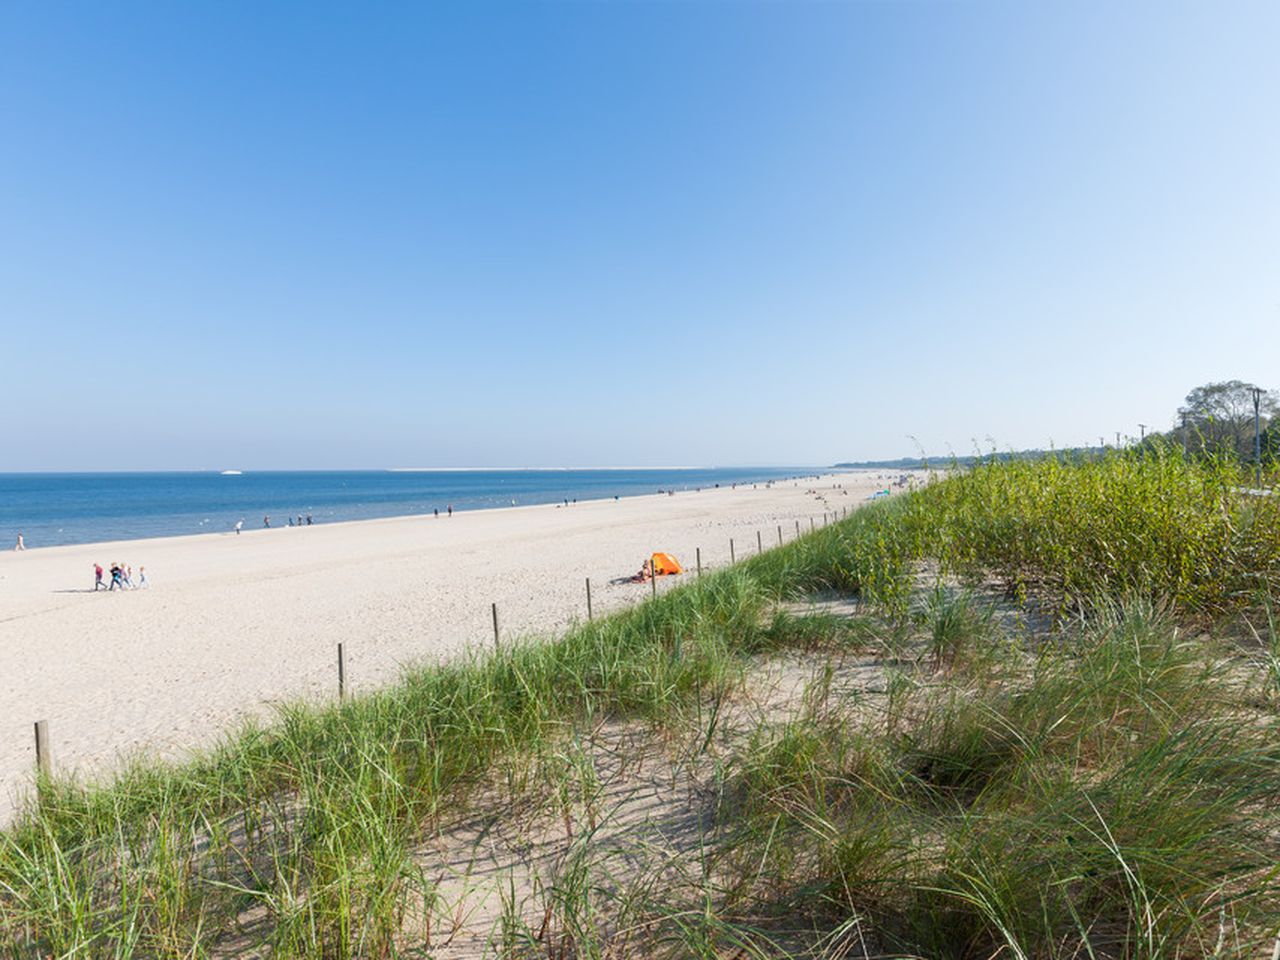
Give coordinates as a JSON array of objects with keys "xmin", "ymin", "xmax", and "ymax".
[{"xmin": 1176, "ymin": 380, "xmax": 1278, "ymax": 460}]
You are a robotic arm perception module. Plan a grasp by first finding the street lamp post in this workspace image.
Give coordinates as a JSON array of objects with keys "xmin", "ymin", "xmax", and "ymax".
[{"xmin": 1254, "ymin": 387, "xmax": 1263, "ymax": 489}]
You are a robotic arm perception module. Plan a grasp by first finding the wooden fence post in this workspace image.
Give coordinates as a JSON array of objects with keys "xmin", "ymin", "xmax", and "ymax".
[
  {"xmin": 730, "ymin": 538, "xmax": 735, "ymax": 563},
  {"xmin": 757, "ymin": 530, "xmax": 763, "ymax": 553},
  {"xmin": 777, "ymin": 525, "xmax": 783, "ymax": 545},
  {"xmin": 586, "ymin": 577, "xmax": 593, "ymax": 621},
  {"xmin": 34, "ymin": 720, "xmax": 51, "ymax": 776},
  {"xmin": 696, "ymin": 547, "xmax": 702, "ymax": 576},
  {"xmin": 492, "ymin": 603, "xmax": 501, "ymax": 649},
  {"xmin": 337, "ymin": 643, "xmax": 346, "ymax": 700}
]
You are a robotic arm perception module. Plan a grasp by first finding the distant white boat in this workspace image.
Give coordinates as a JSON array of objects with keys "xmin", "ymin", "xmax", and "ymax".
[{"xmin": 220, "ymin": 470, "xmax": 243, "ymax": 476}]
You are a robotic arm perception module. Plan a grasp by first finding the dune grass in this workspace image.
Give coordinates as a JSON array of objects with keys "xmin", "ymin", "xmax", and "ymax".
[
  {"xmin": 715, "ymin": 598, "xmax": 1280, "ymax": 957},
  {"xmin": 921, "ymin": 446, "xmax": 1280, "ymax": 615},
  {"xmin": 1, "ymin": 569, "xmax": 782, "ymax": 957},
  {"xmin": 3, "ymin": 451, "xmax": 1280, "ymax": 957}
]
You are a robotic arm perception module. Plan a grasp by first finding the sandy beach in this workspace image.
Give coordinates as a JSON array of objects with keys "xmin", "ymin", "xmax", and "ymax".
[{"xmin": 0, "ymin": 470, "xmax": 895, "ymax": 820}]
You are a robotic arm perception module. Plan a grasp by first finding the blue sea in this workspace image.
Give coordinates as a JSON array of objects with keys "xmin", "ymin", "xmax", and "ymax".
[{"xmin": 0, "ymin": 468, "xmax": 822, "ymax": 549}]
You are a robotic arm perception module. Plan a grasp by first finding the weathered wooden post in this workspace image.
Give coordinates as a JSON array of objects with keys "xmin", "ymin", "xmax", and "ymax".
[
  {"xmin": 810, "ymin": 517, "xmax": 815, "ymax": 532},
  {"xmin": 586, "ymin": 577, "xmax": 593, "ymax": 621},
  {"xmin": 795, "ymin": 519, "xmax": 800, "ymax": 537},
  {"xmin": 777, "ymin": 525, "xmax": 783, "ymax": 545},
  {"xmin": 650, "ymin": 562, "xmax": 657, "ymax": 598},
  {"xmin": 730, "ymin": 538, "xmax": 735, "ymax": 563},
  {"xmin": 34, "ymin": 720, "xmax": 51, "ymax": 776},
  {"xmin": 337, "ymin": 643, "xmax": 346, "ymax": 700},
  {"xmin": 492, "ymin": 603, "xmax": 501, "ymax": 649},
  {"xmin": 696, "ymin": 547, "xmax": 702, "ymax": 576},
  {"xmin": 757, "ymin": 530, "xmax": 763, "ymax": 553}
]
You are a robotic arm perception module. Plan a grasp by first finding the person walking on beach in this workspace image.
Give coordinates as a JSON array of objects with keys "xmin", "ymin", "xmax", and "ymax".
[
  {"xmin": 263, "ymin": 516, "xmax": 270, "ymax": 528},
  {"xmin": 297, "ymin": 515, "xmax": 303, "ymax": 527},
  {"xmin": 109, "ymin": 563, "xmax": 124, "ymax": 591},
  {"xmin": 306, "ymin": 514, "xmax": 312, "ymax": 525},
  {"xmin": 14, "ymin": 533, "xmax": 24, "ymax": 551},
  {"xmin": 447, "ymin": 504, "xmax": 453, "ymax": 517},
  {"xmin": 235, "ymin": 519, "xmax": 243, "ymax": 535},
  {"xmin": 94, "ymin": 563, "xmax": 105, "ymax": 591},
  {"xmin": 123, "ymin": 565, "xmax": 135, "ymax": 589},
  {"xmin": 138, "ymin": 566, "xmax": 149, "ymax": 588}
]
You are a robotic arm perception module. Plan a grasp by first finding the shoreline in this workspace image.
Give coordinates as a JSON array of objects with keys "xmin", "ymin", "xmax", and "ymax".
[
  {"xmin": 0, "ymin": 469, "xmax": 904, "ymax": 820},
  {"xmin": 2, "ymin": 467, "xmax": 841, "ymax": 552}
]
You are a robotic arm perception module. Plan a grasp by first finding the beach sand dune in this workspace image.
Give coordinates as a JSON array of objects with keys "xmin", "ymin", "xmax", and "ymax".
[{"xmin": 0, "ymin": 472, "xmax": 889, "ymax": 820}]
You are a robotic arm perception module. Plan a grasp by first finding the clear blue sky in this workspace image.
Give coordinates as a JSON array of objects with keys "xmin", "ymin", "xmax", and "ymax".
[{"xmin": 3, "ymin": 2, "xmax": 1277, "ymax": 470}]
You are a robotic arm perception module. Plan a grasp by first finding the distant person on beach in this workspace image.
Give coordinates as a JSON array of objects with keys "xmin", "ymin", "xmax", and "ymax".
[
  {"xmin": 138, "ymin": 566, "xmax": 149, "ymax": 588},
  {"xmin": 306, "ymin": 514, "xmax": 312, "ymax": 525},
  {"xmin": 447, "ymin": 505, "xmax": 453, "ymax": 517},
  {"xmin": 109, "ymin": 563, "xmax": 124, "ymax": 591},
  {"xmin": 263, "ymin": 516, "xmax": 270, "ymax": 528},
  {"xmin": 14, "ymin": 533, "xmax": 24, "ymax": 551},
  {"xmin": 94, "ymin": 563, "xmax": 105, "ymax": 590},
  {"xmin": 297, "ymin": 515, "xmax": 303, "ymax": 527},
  {"xmin": 288, "ymin": 517, "xmax": 294, "ymax": 527},
  {"xmin": 235, "ymin": 519, "xmax": 243, "ymax": 535},
  {"xmin": 434, "ymin": 508, "xmax": 439, "ymax": 518},
  {"xmin": 123, "ymin": 565, "xmax": 135, "ymax": 588}
]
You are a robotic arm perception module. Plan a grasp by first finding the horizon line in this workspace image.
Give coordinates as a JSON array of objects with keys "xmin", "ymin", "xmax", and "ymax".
[{"xmin": 0, "ymin": 464, "xmax": 841, "ymax": 475}]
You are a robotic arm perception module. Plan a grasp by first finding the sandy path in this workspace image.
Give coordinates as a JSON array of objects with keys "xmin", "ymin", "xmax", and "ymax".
[{"xmin": 0, "ymin": 471, "xmax": 891, "ymax": 820}]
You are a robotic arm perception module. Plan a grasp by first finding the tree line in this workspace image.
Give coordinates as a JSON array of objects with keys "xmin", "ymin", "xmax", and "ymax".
[{"xmin": 1144, "ymin": 379, "xmax": 1278, "ymax": 461}]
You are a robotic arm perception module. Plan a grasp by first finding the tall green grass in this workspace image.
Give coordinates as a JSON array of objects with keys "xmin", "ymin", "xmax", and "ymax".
[
  {"xmin": 0, "ymin": 563, "xmax": 832, "ymax": 958},
  {"xmin": 919, "ymin": 446, "xmax": 1280, "ymax": 614},
  {"xmin": 717, "ymin": 599, "xmax": 1280, "ymax": 958}
]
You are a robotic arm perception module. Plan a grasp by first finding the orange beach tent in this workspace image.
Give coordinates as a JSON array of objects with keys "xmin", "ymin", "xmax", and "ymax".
[{"xmin": 650, "ymin": 552, "xmax": 683, "ymax": 576}]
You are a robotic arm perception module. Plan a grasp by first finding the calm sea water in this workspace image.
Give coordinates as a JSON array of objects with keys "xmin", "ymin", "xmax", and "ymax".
[{"xmin": 0, "ymin": 468, "xmax": 821, "ymax": 549}]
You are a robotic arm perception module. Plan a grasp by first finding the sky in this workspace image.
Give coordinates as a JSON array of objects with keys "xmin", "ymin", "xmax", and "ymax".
[{"xmin": 2, "ymin": 1, "xmax": 1278, "ymax": 470}]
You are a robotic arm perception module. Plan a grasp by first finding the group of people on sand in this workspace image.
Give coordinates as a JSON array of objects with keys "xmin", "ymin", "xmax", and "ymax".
[{"xmin": 94, "ymin": 561, "xmax": 147, "ymax": 591}]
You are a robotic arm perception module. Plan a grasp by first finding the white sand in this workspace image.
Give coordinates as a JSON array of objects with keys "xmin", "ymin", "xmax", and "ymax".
[{"xmin": 0, "ymin": 471, "xmax": 894, "ymax": 820}]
